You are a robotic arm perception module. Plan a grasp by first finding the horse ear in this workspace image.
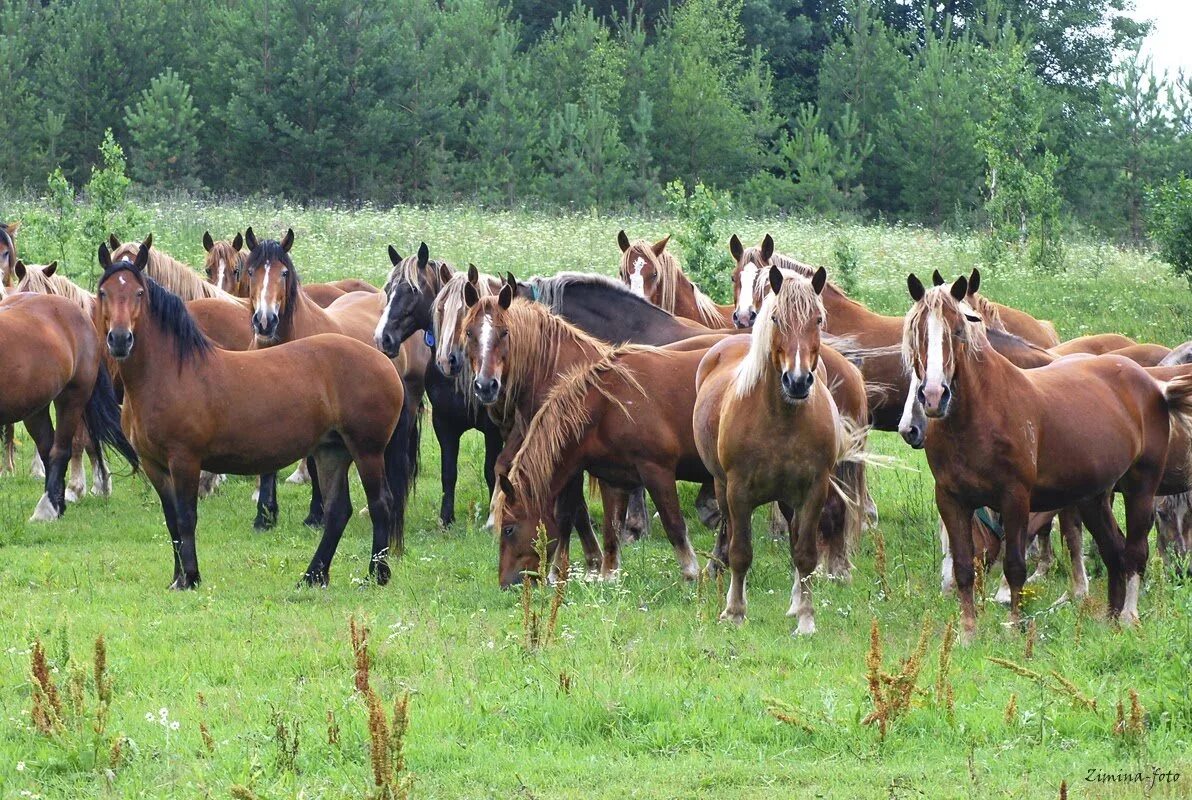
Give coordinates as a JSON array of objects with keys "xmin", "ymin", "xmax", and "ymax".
[
  {"xmin": 505, "ymin": 271, "xmax": 517, "ymax": 290},
  {"xmin": 134, "ymin": 241, "xmax": 151, "ymax": 272},
  {"xmin": 617, "ymin": 230, "xmax": 630, "ymax": 252},
  {"xmin": 811, "ymin": 266, "xmax": 827, "ymax": 295},
  {"xmin": 281, "ymin": 228, "xmax": 294, "ymax": 252},
  {"xmin": 769, "ymin": 265, "xmax": 783, "ymax": 295},
  {"xmin": 968, "ymin": 268, "xmax": 981, "ymax": 295},
  {"xmin": 463, "ymin": 281, "xmax": 480, "ymax": 308},
  {"xmin": 203, "ymin": 231, "xmax": 214, "ymax": 252},
  {"xmin": 950, "ymin": 276, "xmax": 968, "ymax": 302},
  {"xmin": 108, "ymin": 233, "xmax": 121, "ymax": 250},
  {"xmin": 498, "ymin": 474, "xmax": 517, "ymax": 504},
  {"xmin": 761, "ymin": 234, "xmax": 775, "ymax": 262},
  {"xmin": 5, "ymin": 221, "xmax": 19, "ymax": 236},
  {"xmin": 498, "ymin": 283, "xmax": 513, "ymax": 310},
  {"xmin": 467, "ymin": 263, "xmax": 479, "ymax": 284},
  {"xmin": 931, "ymin": 269, "xmax": 945, "ymax": 287},
  {"xmin": 98, "ymin": 243, "xmax": 112, "ymax": 270},
  {"xmin": 907, "ymin": 274, "xmax": 925, "ymax": 302},
  {"xmin": 44, "ymin": 261, "xmax": 58, "ymax": 277},
  {"xmin": 729, "ymin": 233, "xmax": 743, "ymax": 262},
  {"xmin": 232, "ymin": 232, "xmax": 243, "ymax": 251},
  {"xmin": 388, "ymin": 245, "xmax": 402, "ymax": 266},
  {"xmin": 439, "ymin": 262, "xmax": 454, "ymax": 284},
  {"xmin": 245, "ymin": 227, "xmax": 258, "ymax": 252},
  {"xmin": 417, "ymin": 242, "xmax": 429, "ymax": 268},
  {"xmin": 652, "ymin": 235, "xmax": 671, "ymax": 256},
  {"xmin": 13, "ymin": 260, "xmax": 25, "ymax": 280}
]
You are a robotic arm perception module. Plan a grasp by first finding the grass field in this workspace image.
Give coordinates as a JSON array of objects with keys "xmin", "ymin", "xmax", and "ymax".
[{"xmin": 2, "ymin": 201, "xmax": 1191, "ymax": 799}]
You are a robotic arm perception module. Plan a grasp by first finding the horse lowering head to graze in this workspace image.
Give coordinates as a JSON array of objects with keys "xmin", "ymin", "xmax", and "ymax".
[
  {"xmin": 242, "ymin": 227, "xmax": 297, "ymax": 343},
  {"xmin": 374, "ymin": 242, "xmax": 449, "ymax": 357},
  {"xmin": 202, "ymin": 231, "xmax": 246, "ymax": 295}
]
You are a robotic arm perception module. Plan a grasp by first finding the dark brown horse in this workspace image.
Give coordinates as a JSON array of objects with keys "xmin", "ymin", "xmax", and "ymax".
[
  {"xmin": 0, "ymin": 291, "xmax": 137, "ymax": 520},
  {"xmin": 617, "ymin": 231, "xmax": 733, "ymax": 327},
  {"xmin": 904, "ymin": 274, "xmax": 1192, "ymax": 639},
  {"xmin": 95, "ymin": 241, "xmax": 413, "ymax": 588}
]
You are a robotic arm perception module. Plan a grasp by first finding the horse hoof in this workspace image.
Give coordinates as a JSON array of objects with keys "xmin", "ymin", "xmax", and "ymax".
[
  {"xmin": 253, "ymin": 516, "xmax": 276, "ymax": 532},
  {"xmin": 793, "ymin": 618, "xmax": 817, "ymax": 636},
  {"xmin": 297, "ymin": 573, "xmax": 328, "ymax": 589},
  {"xmin": 65, "ymin": 487, "xmax": 82, "ymax": 503},
  {"xmin": 168, "ymin": 576, "xmax": 200, "ymax": 591},
  {"xmin": 303, "ymin": 514, "xmax": 323, "ymax": 529},
  {"xmin": 286, "ymin": 466, "xmax": 311, "ymax": 485},
  {"xmin": 719, "ymin": 608, "xmax": 746, "ymax": 625},
  {"xmin": 439, "ymin": 513, "xmax": 455, "ymax": 527},
  {"xmin": 29, "ymin": 494, "xmax": 61, "ymax": 522}
]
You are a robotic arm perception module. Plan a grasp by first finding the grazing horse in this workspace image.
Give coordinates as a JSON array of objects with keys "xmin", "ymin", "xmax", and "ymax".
[
  {"xmin": 1, "ymin": 220, "xmax": 20, "ymax": 475},
  {"xmin": 95, "ymin": 241, "xmax": 412, "ymax": 588},
  {"xmin": 694, "ymin": 266, "xmax": 868, "ymax": 634},
  {"xmin": 904, "ymin": 274, "xmax": 1192, "ymax": 639},
  {"xmin": 110, "ymin": 234, "xmax": 238, "ymax": 301},
  {"xmin": 374, "ymin": 244, "xmax": 503, "ymax": 526},
  {"xmin": 616, "ymin": 230, "xmax": 733, "ymax": 327},
  {"xmin": 0, "ymin": 291, "xmax": 137, "ymax": 520}
]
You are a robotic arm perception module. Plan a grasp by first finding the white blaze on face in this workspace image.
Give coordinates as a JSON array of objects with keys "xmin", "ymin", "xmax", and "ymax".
[
  {"xmin": 629, "ymin": 256, "xmax": 647, "ymax": 297},
  {"xmin": 478, "ymin": 314, "xmax": 495, "ymax": 377},
  {"xmin": 118, "ymin": 275, "xmax": 126, "ymax": 285},
  {"xmin": 375, "ymin": 283, "xmax": 397, "ymax": 346},
  {"xmin": 216, "ymin": 259, "xmax": 227, "ymax": 289},
  {"xmin": 257, "ymin": 263, "xmax": 276, "ymax": 319},
  {"xmin": 925, "ymin": 312, "xmax": 946, "ymax": 390},
  {"xmin": 736, "ymin": 262, "xmax": 758, "ymax": 318},
  {"xmin": 899, "ymin": 373, "xmax": 922, "ymax": 433}
]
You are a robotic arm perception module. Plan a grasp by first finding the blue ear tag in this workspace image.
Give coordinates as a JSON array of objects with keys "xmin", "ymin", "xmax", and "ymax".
[{"xmin": 424, "ymin": 330, "xmax": 436, "ymax": 348}]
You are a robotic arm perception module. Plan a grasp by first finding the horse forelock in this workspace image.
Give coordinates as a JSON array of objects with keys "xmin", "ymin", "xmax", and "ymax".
[
  {"xmin": 387, "ymin": 254, "xmax": 443, "ymax": 297},
  {"xmin": 901, "ymin": 286, "xmax": 988, "ymax": 377},
  {"xmin": 734, "ymin": 272, "xmax": 825, "ymax": 398}
]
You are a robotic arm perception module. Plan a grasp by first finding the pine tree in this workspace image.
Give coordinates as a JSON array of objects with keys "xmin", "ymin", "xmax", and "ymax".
[{"xmin": 123, "ymin": 69, "xmax": 203, "ymax": 192}]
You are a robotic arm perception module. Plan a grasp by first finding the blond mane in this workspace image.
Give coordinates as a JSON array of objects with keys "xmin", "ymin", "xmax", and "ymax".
[
  {"xmin": 15, "ymin": 264, "xmax": 96, "ymax": 315},
  {"xmin": 901, "ymin": 286, "xmax": 989, "ymax": 377},
  {"xmin": 111, "ymin": 242, "xmax": 237, "ymax": 302},
  {"xmin": 619, "ymin": 239, "xmax": 724, "ymax": 327},
  {"xmin": 967, "ymin": 292, "xmax": 1006, "ymax": 332},
  {"xmin": 734, "ymin": 271, "xmax": 825, "ymax": 397}
]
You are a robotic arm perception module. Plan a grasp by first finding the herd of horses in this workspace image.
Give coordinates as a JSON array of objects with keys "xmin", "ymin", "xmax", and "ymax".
[{"xmin": 1, "ymin": 217, "xmax": 1190, "ymax": 642}]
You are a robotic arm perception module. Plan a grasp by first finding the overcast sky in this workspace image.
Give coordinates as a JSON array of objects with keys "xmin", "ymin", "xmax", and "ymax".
[{"xmin": 1135, "ymin": 0, "xmax": 1191, "ymax": 79}]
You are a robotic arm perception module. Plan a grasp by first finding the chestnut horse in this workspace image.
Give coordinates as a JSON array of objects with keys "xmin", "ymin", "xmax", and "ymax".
[
  {"xmin": 904, "ymin": 274, "xmax": 1192, "ymax": 639},
  {"xmin": 0, "ymin": 291, "xmax": 137, "ymax": 520},
  {"xmin": 694, "ymin": 266, "xmax": 869, "ymax": 634},
  {"xmin": 95, "ymin": 241, "xmax": 413, "ymax": 588},
  {"xmin": 616, "ymin": 230, "xmax": 733, "ymax": 327}
]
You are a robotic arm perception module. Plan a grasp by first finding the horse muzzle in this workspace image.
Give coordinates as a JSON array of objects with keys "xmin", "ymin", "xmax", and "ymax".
[
  {"xmin": 899, "ymin": 421, "xmax": 925, "ymax": 449},
  {"xmin": 252, "ymin": 310, "xmax": 280, "ymax": 340},
  {"xmin": 780, "ymin": 369, "xmax": 814, "ymax": 402},
  {"xmin": 473, "ymin": 375, "xmax": 501, "ymax": 405},
  {"xmin": 732, "ymin": 308, "xmax": 756, "ymax": 328},
  {"xmin": 918, "ymin": 381, "xmax": 952, "ymax": 418},
  {"xmin": 106, "ymin": 329, "xmax": 134, "ymax": 360},
  {"xmin": 378, "ymin": 329, "xmax": 401, "ymax": 358}
]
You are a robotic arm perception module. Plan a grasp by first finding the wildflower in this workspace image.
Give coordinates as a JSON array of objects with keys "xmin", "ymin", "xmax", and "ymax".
[
  {"xmin": 17, "ymin": 761, "xmax": 25, "ymax": 771},
  {"xmin": 170, "ymin": 721, "xmax": 179, "ymax": 731},
  {"xmin": 145, "ymin": 712, "xmax": 154, "ymax": 722}
]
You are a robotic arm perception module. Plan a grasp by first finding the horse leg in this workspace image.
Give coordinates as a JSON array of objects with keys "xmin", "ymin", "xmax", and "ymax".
[
  {"xmin": 706, "ymin": 479, "xmax": 730, "ymax": 578},
  {"xmin": 29, "ymin": 437, "xmax": 46, "ymax": 479},
  {"xmin": 998, "ymin": 491, "xmax": 1032, "ymax": 628},
  {"xmin": 599, "ymin": 485, "xmax": 629, "ymax": 577},
  {"xmin": 197, "ymin": 470, "xmax": 225, "ymax": 498},
  {"xmin": 482, "ymin": 423, "xmax": 502, "ymax": 500},
  {"xmin": 719, "ymin": 480, "xmax": 753, "ymax": 623},
  {"xmin": 553, "ymin": 475, "xmax": 601, "ymax": 580},
  {"xmin": 167, "ymin": 458, "xmax": 203, "ymax": 589},
  {"xmin": 622, "ymin": 486, "xmax": 650, "ymax": 542},
  {"xmin": 937, "ymin": 491, "xmax": 979, "ymax": 642},
  {"xmin": 817, "ymin": 490, "xmax": 851, "ymax": 581},
  {"xmin": 143, "ymin": 460, "xmax": 183, "ymax": 587},
  {"xmin": 694, "ymin": 482, "xmax": 720, "ymax": 530},
  {"xmin": 640, "ymin": 465, "xmax": 698, "ymax": 581},
  {"xmin": 433, "ymin": 409, "xmax": 460, "ymax": 526},
  {"xmin": 1058, "ymin": 507, "xmax": 1088, "ymax": 599},
  {"xmin": 24, "ymin": 409, "xmax": 59, "ymax": 521},
  {"xmin": 1028, "ymin": 512, "xmax": 1056, "ymax": 583},
  {"xmin": 66, "ymin": 427, "xmax": 87, "ymax": 503},
  {"xmin": 303, "ymin": 457, "xmax": 324, "ymax": 527},
  {"xmin": 353, "ymin": 451, "xmax": 394, "ymax": 585},
  {"xmin": 1120, "ymin": 487, "xmax": 1158, "ymax": 626},
  {"xmin": 768, "ymin": 503, "xmax": 786, "ymax": 541},
  {"xmin": 254, "ymin": 472, "xmax": 279, "ymax": 530},
  {"xmin": 85, "ymin": 432, "xmax": 111, "ymax": 498},
  {"xmin": 1076, "ymin": 493, "xmax": 1127, "ymax": 620},
  {"xmin": 286, "ymin": 459, "xmax": 311, "ymax": 485},
  {"xmin": 938, "ymin": 518, "xmax": 955, "ymax": 594},
  {"xmin": 301, "ymin": 448, "xmax": 353, "ymax": 587},
  {"xmin": 1, "ymin": 423, "xmax": 14, "ymax": 475},
  {"xmin": 789, "ymin": 478, "xmax": 830, "ymax": 635}
]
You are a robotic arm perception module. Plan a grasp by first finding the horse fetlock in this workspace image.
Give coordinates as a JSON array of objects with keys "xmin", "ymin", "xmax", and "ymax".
[{"xmin": 29, "ymin": 493, "xmax": 62, "ymax": 522}]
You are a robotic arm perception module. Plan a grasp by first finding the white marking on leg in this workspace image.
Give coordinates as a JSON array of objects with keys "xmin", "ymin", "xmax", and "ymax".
[
  {"xmin": 286, "ymin": 461, "xmax": 311, "ymax": 484},
  {"xmin": 995, "ymin": 575, "xmax": 1012, "ymax": 604},
  {"xmin": 1122, "ymin": 574, "xmax": 1141, "ymax": 624},
  {"xmin": 793, "ymin": 568, "xmax": 816, "ymax": 635},
  {"xmin": 629, "ymin": 256, "xmax": 647, "ymax": 297},
  {"xmin": 30, "ymin": 493, "xmax": 59, "ymax": 522},
  {"xmin": 939, "ymin": 521, "xmax": 954, "ymax": 593},
  {"xmin": 30, "ymin": 450, "xmax": 45, "ymax": 479}
]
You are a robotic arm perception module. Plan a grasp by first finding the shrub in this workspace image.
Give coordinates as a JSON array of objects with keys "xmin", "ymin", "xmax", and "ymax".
[
  {"xmin": 1148, "ymin": 173, "xmax": 1192, "ymax": 285},
  {"xmin": 663, "ymin": 180, "xmax": 734, "ymax": 302}
]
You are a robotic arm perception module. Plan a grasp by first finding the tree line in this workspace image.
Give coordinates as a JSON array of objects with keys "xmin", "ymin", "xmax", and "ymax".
[{"xmin": 0, "ymin": 0, "xmax": 1188, "ymax": 244}]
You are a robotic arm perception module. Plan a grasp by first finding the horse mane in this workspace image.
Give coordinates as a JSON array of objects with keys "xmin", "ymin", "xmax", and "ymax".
[
  {"xmin": 15, "ymin": 265, "xmax": 96, "ymax": 316},
  {"xmin": 500, "ymin": 347, "xmax": 649, "ymax": 515},
  {"xmin": 102, "ymin": 262, "xmax": 213, "ymax": 364},
  {"xmin": 433, "ymin": 269, "xmax": 501, "ymax": 350},
  {"xmin": 111, "ymin": 242, "xmax": 237, "ymax": 302},
  {"xmin": 968, "ymin": 292, "xmax": 1006, "ymax": 332},
  {"xmin": 0, "ymin": 225, "xmax": 15, "ymax": 287},
  {"xmin": 527, "ymin": 271, "xmax": 639, "ymax": 311},
  {"xmin": 743, "ymin": 246, "xmax": 866, "ymax": 312},
  {"xmin": 617, "ymin": 241, "xmax": 724, "ymax": 327},
  {"xmin": 734, "ymin": 271, "xmax": 825, "ymax": 397},
  {"xmin": 901, "ymin": 286, "xmax": 989, "ymax": 374}
]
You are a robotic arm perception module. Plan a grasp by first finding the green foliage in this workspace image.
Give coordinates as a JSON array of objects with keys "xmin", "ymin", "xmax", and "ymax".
[
  {"xmin": 1148, "ymin": 173, "xmax": 1192, "ymax": 285},
  {"xmin": 662, "ymin": 180, "xmax": 733, "ymax": 302},
  {"xmin": 123, "ymin": 69, "xmax": 203, "ymax": 192},
  {"xmin": 831, "ymin": 233, "xmax": 860, "ymax": 296}
]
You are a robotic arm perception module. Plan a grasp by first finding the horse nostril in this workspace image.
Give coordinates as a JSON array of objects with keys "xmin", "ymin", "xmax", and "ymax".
[{"xmin": 916, "ymin": 384, "xmax": 926, "ymax": 405}]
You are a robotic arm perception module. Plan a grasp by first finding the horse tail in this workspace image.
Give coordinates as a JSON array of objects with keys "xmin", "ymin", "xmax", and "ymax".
[
  {"xmin": 829, "ymin": 414, "xmax": 871, "ymax": 553},
  {"xmin": 83, "ymin": 361, "xmax": 138, "ymax": 473},
  {"xmin": 1163, "ymin": 374, "xmax": 1192, "ymax": 440},
  {"xmin": 383, "ymin": 385, "xmax": 420, "ymax": 558}
]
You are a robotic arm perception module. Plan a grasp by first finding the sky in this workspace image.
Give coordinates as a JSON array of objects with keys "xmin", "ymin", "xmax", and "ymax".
[{"xmin": 1135, "ymin": 0, "xmax": 1192, "ymax": 79}]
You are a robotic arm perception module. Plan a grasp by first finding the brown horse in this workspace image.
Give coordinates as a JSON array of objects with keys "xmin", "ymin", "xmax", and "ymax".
[
  {"xmin": 0, "ymin": 291, "xmax": 137, "ymax": 520},
  {"xmin": 202, "ymin": 231, "xmax": 245, "ymax": 294},
  {"xmin": 904, "ymin": 274, "xmax": 1192, "ymax": 639},
  {"xmin": 694, "ymin": 266, "xmax": 869, "ymax": 634},
  {"xmin": 0, "ymin": 220, "xmax": 20, "ymax": 475},
  {"xmin": 95, "ymin": 241, "xmax": 413, "ymax": 588},
  {"xmin": 110, "ymin": 234, "xmax": 238, "ymax": 301},
  {"xmin": 617, "ymin": 231, "xmax": 733, "ymax": 327}
]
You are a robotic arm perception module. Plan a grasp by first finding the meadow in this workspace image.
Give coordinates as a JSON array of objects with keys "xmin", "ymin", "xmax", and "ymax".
[{"xmin": 2, "ymin": 200, "xmax": 1191, "ymax": 799}]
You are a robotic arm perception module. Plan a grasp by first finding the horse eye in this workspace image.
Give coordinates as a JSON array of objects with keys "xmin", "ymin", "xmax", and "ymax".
[
  {"xmin": 502, "ymin": 525, "xmax": 515, "ymax": 539},
  {"xmin": 282, "ymin": 269, "xmax": 289, "ymax": 277},
  {"xmin": 465, "ymin": 330, "xmax": 472, "ymax": 338},
  {"xmin": 136, "ymin": 289, "xmax": 144, "ymax": 297},
  {"xmin": 499, "ymin": 330, "xmax": 508, "ymax": 339},
  {"xmin": 97, "ymin": 289, "xmax": 106, "ymax": 298},
  {"xmin": 771, "ymin": 315, "xmax": 778, "ymax": 325}
]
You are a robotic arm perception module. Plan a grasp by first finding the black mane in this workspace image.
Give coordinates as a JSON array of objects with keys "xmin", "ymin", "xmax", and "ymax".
[
  {"xmin": 246, "ymin": 239, "xmax": 301, "ymax": 327},
  {"xmin": 101, "ymin": 261, "xmax": 213, "ymax": 363}
]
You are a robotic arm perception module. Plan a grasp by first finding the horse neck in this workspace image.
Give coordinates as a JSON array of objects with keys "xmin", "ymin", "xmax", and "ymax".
[
  {"xmin": 668, "ymin": 272, "xmax": 701, "ymax": 319},
  {"xmin": 115, "ymin": 316, "xmax": 188, "ymax": 395},
  {"xmin": 822, "ymin": 289, "xmax": 901, "ymax": 343},
  {"xmin": 511, "ymin": 312, "xmax": 605, "ymax": 414},
  {"xmin": 279, "ymin": 285, "xmax": 333, "ymax": 340}
]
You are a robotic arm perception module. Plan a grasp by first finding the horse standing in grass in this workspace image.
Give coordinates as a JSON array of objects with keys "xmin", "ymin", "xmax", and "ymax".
[
  {"xmin": 694, "ymin": 267, "xmax": 868, "ymax": 634},
  {"xmin": 95, "ymin": 241, "xmax": 412, "ymax": 588},
  {"xmin": 0, "ymin": 291, "xmax": 137, "ymax": 521},
  {"xmin": 1, "ymin": 220, "xmax": 21, "ymax": 475},
  {"xmin": 904, "ymin": 274, "xmax": 1192, "ymax": 639},
  {"xmin": 616, "ymin": 231, "xmax": 733, "ymax": 327}
]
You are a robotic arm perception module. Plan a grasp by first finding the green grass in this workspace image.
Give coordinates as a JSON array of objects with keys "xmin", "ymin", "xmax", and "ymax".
[{"xmin": 2, "ymin": 202, "xmax": 1191, "ymax": 799}]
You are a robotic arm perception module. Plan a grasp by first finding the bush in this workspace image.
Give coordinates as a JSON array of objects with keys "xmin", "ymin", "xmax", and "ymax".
[
  {"xmin": 662, "ymin": 180, "xmax": 734, "ymax": 302},
  {"xmin": 1148, "ymin": 173, "xmax": 1192, "ymax": 285}
]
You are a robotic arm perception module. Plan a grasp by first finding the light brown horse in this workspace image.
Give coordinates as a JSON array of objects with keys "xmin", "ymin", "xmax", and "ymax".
[
  {"xmin": 95, "ymin": 241, "xmax": 413, "ymax": 588},
  {"xmin": 1051, "ymin": 333, "xmax": 1138, "ymax": 356},
  {"xmin": 904, "ymin": 274, "xmax": 1192, "ymax": 639},
  {"xmin": 110, "ymin": 234, "xmax": 238, "ymax": 301},
  {"xmin": 617, "ymin": 230, "xmax": 733, "ymax": 327},
  {"xmin": 0, "ymin": 291, "xmax": 137, "ymax": 520},
  {"xmin": 694, "ymin": 266, "xmax": 869, "ymax": 634}
]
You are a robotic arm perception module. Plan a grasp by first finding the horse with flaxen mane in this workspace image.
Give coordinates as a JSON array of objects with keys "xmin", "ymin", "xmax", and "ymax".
[
  {"xmin": 903, "ymin": 274, "xmax": 1192, "ymax": 640},
  {"xmin": 616, "ymin": 230, "xmax": 733, "ymax": 327},
  {"xmin": 694, "ymin": 266, "xmax": 871, "ymax": 634},
  {"xmin": 95, "ymin": 240, "xmax": 413, "ymax": 589},
  {"xmin": 0, "ymin": 290, "xmax": 137, "ymax": 522},
  {"xmin": 375, "ymin": 245, "xmax": 503, "ymax": 527},
  {"xmin": 110, "ymin": 234, "xmax": 239, "ymax": 302}
]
